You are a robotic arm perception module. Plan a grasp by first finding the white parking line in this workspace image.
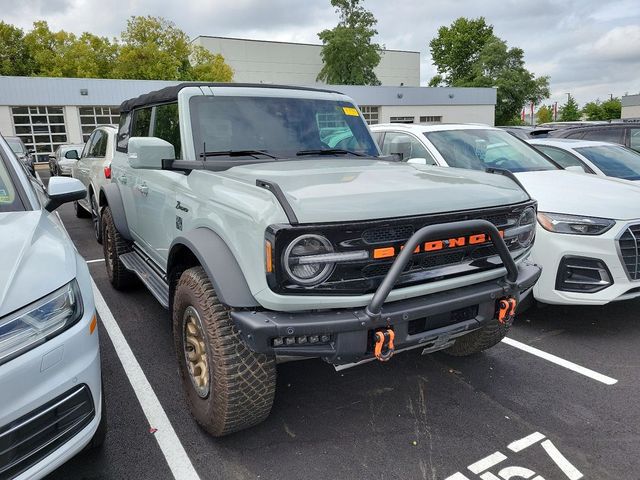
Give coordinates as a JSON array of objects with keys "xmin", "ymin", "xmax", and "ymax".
[
  {"xmin": 91, "ymin": 279, "xmax": 201, "ymax": 480},
  {"xmin": 86, "ymin": 258, "xmax": 105, "ymax": 264},
  {"xmin": 502, "ymin": 337, "xmax": 618, "ymax": 386}
]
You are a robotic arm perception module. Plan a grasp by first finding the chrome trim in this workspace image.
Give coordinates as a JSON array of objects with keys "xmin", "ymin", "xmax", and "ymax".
[
  {"xmin": 615, "ymin": 221, "xmax": 640, "ymax": 281},
  {"xmin": 294, "ymin": 251, "xmax": 369, "ymax": 265}
]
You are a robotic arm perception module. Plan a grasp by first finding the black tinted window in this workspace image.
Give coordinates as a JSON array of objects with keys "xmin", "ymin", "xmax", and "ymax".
[
  {"xmin": 131, "ymin": 108, "xmax": 152, "ymax": 137},
  {"xmin": 153, "ymin": 103, "xmax": 181, "ymax": 158},
  {"xmin": 117, "ymin": 113, "xmax": 132, "ymax": 152},
  {"xmin": 581, "ymin": 128, "xmax": 624, "ymax": 144}
]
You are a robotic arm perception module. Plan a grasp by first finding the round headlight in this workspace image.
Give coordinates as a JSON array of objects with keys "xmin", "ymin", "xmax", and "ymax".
[
  {"xmin": 518, "ymin": 207, "xmax": 536, "ymax": 247},
  {"xmin": 283, "ymin": 234, "xmax": 334, "ymax": 286}
]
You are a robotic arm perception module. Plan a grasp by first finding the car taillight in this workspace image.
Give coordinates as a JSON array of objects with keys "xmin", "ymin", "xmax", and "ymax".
[{"xmin": 104, "ymin": 165, "xmax": 111, "ymax": 179}]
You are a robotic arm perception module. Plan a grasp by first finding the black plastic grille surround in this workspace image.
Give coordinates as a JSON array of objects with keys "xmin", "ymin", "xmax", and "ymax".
[
  {"xmin": 618, "ymin": 224, "xmax": 640, "ymax": 280},
  {"xmin": 266, "ymin": 201, "xmax": 536, "ymax": 295},
  {"xmin": 0, "ymin": 385, "xmax": 95, "ymax": 479}
]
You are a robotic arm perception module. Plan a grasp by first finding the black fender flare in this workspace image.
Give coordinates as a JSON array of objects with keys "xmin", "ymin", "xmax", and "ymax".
[
  {"xmin": 169, "ymin": 228, "xmax": 258, "ymax": 308},
  {"xmin": 99, "ymin": 183, "xmax": 132, "ymax": 241}
]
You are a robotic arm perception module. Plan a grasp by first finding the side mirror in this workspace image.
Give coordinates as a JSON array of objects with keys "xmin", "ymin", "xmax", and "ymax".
[
  {"xmin": 565, "ymin": 165, "xmax": 585, "ymax": 173},
  {"xmin": 128, "ymin": 137, "xmax": 175, "ymax": 169},
  {"xmin": 64, "ymin": 150, "xmax": 79, "ymax": 160},
  {"xmin": 407, "ymin": 157, "xmax": 429, "ymax": 165},
  {"xmin": 45, "ymin": 177, "xmax": 86, "ymax": 212}
]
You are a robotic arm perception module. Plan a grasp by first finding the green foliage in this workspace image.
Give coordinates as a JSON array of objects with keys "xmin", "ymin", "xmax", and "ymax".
[
  {"xmin": 559, "ymin": 95, "xmax": 581, "ymax": 121},
  {"xmin": 536, "ymin": 105, "xmax": 553, "ymax": 124},
  {"xmin": 0, "ymin": 22, "xmax": 35, "ymax": 75},
  {"xmin": 0, "ymin": 17, "xmax": 232, "ymax": 82},
  {"xmin": 317, "ymin": 0, "xmax": 381, "ymax": 85},
  {"xmin": 582, "ymin": 98, "xmax": 621, "ymax": 121},
  {"xmin": 428, "ymin": 17, "xmax": 550, "ymax": 125}
]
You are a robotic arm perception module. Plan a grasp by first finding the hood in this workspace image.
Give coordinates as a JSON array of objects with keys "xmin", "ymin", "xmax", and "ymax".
[
  {"xmin": 515, "ymin": 170, "xmax": 640, "ymax": 220},
  {"xmin": 222, "ymin": 159, "xmax": 529, "ymax": 223},
  {"xmin": 0, "ymin": 211, "xmax": 77, "ymax": 317}
]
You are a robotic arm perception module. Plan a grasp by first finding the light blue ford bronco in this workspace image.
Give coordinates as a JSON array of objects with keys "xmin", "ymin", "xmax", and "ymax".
[{"xmin": 99, "ymin": 83, "xmax": 541, "ymax": 436}]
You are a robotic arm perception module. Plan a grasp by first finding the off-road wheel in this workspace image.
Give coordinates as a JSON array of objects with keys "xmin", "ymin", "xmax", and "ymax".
[
  {"xmin": 173, "ymin": 266, "xmax": 276, "ymax": 437},
  {"xmin": 444, "ymin": 314, "xmax": 513, "ymax": 356},
  {"xmin": 90, "ymin": 193, "xmax": 103, "ymax": 244},
  {"xmin": 74, "ymin": 200, "xmax": 90, "ymax": 218},
  {"xmin": 102, "ymin": 206, "xmax": 137, "ymax": 289}
]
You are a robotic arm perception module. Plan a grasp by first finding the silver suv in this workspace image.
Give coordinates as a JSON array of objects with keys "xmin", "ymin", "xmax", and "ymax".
[{"xmin": 99, "ymin": 83, "xmax": 541, "ymax": 436}]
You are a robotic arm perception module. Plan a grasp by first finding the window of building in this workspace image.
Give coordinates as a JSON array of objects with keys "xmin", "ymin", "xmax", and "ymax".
[
  {"xmin": 390, "ymin": 116, "xmax": 415, "ymax": 124},
  {"xmin": 360, "ymin": 106, "xmax": 379, "ymax": 125},
  {"xmin": 79, "ymin": 106, "xmax": 120, "ymax": 142},
  {"xmin": 420, "ymin": 115, "xmax": 442, "ymax": 123},
  {"xmin": 152, "ymin": 103, "xmax": 181, "ymax": 158},
  {"xmin": 11, "ymin": 106, "xmax": 67, "ymax": 162}
]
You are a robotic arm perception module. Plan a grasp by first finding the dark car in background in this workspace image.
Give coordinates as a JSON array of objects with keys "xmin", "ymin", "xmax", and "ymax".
[
  {"xmin": 550, "ymin": 123, "xmax": 640, "ymax": 152},
  {"xmin": 5, "ymin": 136, "xmax": 35, "ymax": 175}
]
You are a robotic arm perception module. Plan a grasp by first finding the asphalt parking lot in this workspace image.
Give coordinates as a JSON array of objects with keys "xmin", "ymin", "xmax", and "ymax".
[{"xmin": 38, "ymin": 169, "xmax": 640, "ymax": 480}]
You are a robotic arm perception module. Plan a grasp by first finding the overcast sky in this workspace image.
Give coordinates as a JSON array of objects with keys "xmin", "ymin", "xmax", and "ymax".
[{"xmin": 2, "ymin": 0, "xmax": 640, "ymax": 107}]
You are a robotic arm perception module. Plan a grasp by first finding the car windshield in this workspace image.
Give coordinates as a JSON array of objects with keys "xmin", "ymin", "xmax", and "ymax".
[
  {"xmin": 424, "ymin": 129, "xmax": 559, "ymax": 172},
  {"xmin": 190, "ymin": 96, "xmax": 379, "ymax": 160},
  {"xmin": 6, "ymin": 138, "xmax": 25, "ymax": 154},
  {"xmin": 575, "ymin": 145, "xmax": 640, "ymax": 180},
  {"xmin": 0, "ymin": 154, "xmax": 23, "ymax": 212}
]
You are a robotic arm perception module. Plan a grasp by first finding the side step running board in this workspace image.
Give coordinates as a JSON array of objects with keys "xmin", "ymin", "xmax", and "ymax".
[{"xmin": 119, "ymin": 251, "xmax": 170, "ymax": 309}]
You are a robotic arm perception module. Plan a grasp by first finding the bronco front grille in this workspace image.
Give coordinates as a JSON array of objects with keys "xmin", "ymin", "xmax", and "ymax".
[{"xmin": 618, "ymin": 224, "xmax": 640, "ymax": 280}]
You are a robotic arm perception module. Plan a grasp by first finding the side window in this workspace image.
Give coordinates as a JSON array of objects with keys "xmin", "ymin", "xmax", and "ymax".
[
  {"xmin": 630, "ymin": 128, "xmax": 640, "ymax": 153},
  {"xmin": 565, "ymin": 131, "xmax": 585, "ymax": 139},
  {"xmin": 131, "ymin": 107, "xmax": 152, "ymax": 138},
  {"xmin": 88, "ymin": 130, "xmax": 106, "ymax": 158},
  {"xmin": 535, "ymin": 145, "xmax": 591, "ymax": 173},
  {"xmin": 152, "ymin": 103, "xmax": 181, "ymax": 158},
  {"xmin": 81, "ymin": 130, "xmax": 97, "ymax": 158},
  {"xmin": 116, "ymin": 112, "xmax": 132, "ymax": 152},
  {"xmin": 371, "ymin": 131, "xmax": 384, "ymax": 148},
  {"xmin": 381, "ymin": 132, "xmax": 437, "ymax": 164},
  {"xmin": 581, "ymin": 128, "xmax": 624, "ymax": 145}
]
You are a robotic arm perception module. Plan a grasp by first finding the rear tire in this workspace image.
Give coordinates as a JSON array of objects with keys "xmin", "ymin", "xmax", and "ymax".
[
  {"xmin": 90, "ymin": 193, "xmax": 103, "ymax": 244},
  {"xmin": 173, "ymin": 266, "xmax": 276, "ymax": 436},
  {"xmin": 444, "ymin": 313, "xmax": 513, "ymax": 356},
  {"xmin": 74, "ymin": 200, "xmax": 90, "ymax": 218},
  {"xmin": 102, "ymin": 206, "xmax": 137, "ymax": 289}
]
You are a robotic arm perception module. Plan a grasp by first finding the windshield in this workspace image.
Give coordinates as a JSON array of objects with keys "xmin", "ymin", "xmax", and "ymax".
[
  {"xmin": 190, "ymin": 96, "xmax": 379, "ymax": 160},
  {"xmin": 575, "ymin": 145, "xmax": 640, "ymax": 180},
  {"xmin": 424, "ymin": 129, "xmax": 558, "ymax": 172},
  {"xmin": 6, "ymin": 138, "xmax": 25, "ymax": 155}
]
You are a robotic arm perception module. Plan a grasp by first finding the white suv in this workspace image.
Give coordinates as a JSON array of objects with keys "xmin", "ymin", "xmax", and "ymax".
[
  {"xmin": 371, "ymin": 123, "xmax": 640, "ymax": 306},
  {"xmin": 72, "ymin": 125, "xmax": 117, "ymax": 243}
]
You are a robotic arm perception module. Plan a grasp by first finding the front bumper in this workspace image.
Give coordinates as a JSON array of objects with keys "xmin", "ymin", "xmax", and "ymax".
[
  {"xmin": 233, "ymin": 220, "xmax": 541, "ymax": 365},
  {"xmin": 531, "ymin": 222, "xmax": 640, "ymax": 305}
]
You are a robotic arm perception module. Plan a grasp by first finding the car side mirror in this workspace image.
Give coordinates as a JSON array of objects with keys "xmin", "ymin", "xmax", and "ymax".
[
  {"xmin": 45, "ymin": 177, "xmax": 86, "ymax": 212},
  {"xmin": 565, "ymin": 165, "xmax": 585, "ymax": 173},
  {"xmin": 28, "ymin": 148, "xmax": 35, "ymax": 154},
  {"xmin": 407, "ymin": 157, "xmax": 429, "ymax": 165},
  {"xmin": 128, "ymin": 137, "xmax": 175, "ymax": 169},
  {"xmin": 64, "ymin": 150, "xmax": 79, "ymax": 160}
]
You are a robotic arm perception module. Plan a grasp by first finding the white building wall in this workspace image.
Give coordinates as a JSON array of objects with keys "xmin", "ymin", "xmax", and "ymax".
[
  {"xmin": 0, "ymin": 106, "xmax": 13, "ymax": 137},
  {"xmin": 64, "ymin": 106, "xmax": 83, "ymax": 144},
  {"xmin": 377, "ymin": 105, "xmax": 495, "ymax": 126},
  {"xmin": 192, "ymin": 36, "xmax": 420, "ymax": 86},
  {"xmin": 622, "ymin": 105, "xmax": 640, "ymax": 119}
]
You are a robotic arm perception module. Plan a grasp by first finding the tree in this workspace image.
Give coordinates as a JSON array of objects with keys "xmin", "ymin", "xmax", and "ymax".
[
  {"xmin": 537, "ymin": 105, "xmax": 553, "ymax": 124},
  {"xmin": 559, "ymin": 95, "xmax": 581, "ymax": 121},
  {"xmin": 189, "ymin": 45, "xmax": 233, "ymax": 82},
  {"xmin": 582, "ymin": 100, "xmax": 602, "ymax": 121},
  {"xmin": 428, "ymin": 17, "xmax": 550, "ymax": 124},
  {"xmin": 601, "ymin": 98, "xmax": 622, "ymax": 120},
  {"xmin": 0, "ymin": 22, "xmax": 35, "ymax": 76},
  {"xmin": 317, "ymin": 0, "xmax": 382, "ymax": 85}
]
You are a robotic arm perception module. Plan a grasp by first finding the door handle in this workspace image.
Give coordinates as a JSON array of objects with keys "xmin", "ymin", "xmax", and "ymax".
[
  {"xmin": 136, "ymin": 183, "xmax": 149, "ymax": 196},
  {"xmin": 118, "ymin": 175, "xmax": 127, "ymax": 184}
]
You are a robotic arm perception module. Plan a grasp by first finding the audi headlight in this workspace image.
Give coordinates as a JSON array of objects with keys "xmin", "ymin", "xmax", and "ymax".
[
  {"xmin": 537, "ymin": 212, "xmax": 615, "ymax": 235},
  {"xmin": 283, "ymin": 234, "xmax": 335, "ymax": 285},
  {"xmin": 0, "ymin": 281, "xmax": 83, "ymax": 365},
  {"xmin": 517, "ymin": 207, "xmax": 536, "ymax": 247}
]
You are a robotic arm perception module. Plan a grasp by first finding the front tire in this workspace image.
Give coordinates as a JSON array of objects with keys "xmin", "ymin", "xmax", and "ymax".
[
  {"xmin": 102, "ymin": 206, "xmax": 137, "ymax": 289},
  {"xmin": 173, "ymin": 266, "xmax": 276, "ymax": 436},
  {"xmin": 444, "ymin": 312, "xmax": 513, "ymax": 356}
]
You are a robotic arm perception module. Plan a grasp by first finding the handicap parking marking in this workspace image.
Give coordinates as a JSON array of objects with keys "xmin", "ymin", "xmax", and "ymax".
[
  {"xmin": 501, "ymin": 336, "xmax": 618, "ymax": 386},
  {"xmin": 445, "ymin": 431, "xmax": 584, "ymax": 480},
  {"xmin": 91, "ymin": 278, "xmax": 201, "ymax": 480}
]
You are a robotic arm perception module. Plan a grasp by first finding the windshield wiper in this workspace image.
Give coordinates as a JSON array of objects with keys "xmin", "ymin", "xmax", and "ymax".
[
  {"xmin": 200, "ymin": 150, "xmax": 279, "ymax": 159},
  {"xmin": 296, "ymin": 148, "xmax": 366, "ymax": 157}
]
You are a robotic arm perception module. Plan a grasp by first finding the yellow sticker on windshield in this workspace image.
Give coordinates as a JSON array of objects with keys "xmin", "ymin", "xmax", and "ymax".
[{"xmin": 342, "ymin": 106, "xmax": 359, "ymax": 116}]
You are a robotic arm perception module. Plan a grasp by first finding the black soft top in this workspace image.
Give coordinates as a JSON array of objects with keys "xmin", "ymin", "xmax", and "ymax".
[{"xmin": 119, "ymin": 82, "xmax": 341, "ymax": 112}]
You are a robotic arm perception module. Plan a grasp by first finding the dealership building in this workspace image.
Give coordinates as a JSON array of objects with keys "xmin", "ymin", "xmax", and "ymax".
[
  {"xmin": 622, "ymin": 94, "xmax": 640, "ymax": 119},
  {"xmin": 0, "ymin": 36, "xmax": 497, "ymax": 162}
]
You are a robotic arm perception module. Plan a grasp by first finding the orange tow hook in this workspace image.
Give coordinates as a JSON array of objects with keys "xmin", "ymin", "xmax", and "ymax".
[
  {"xmin": 374, "ymin": 329, "xmax": 395, "ymax": 362},
  {"xmin": 497, "ymin": 297, "xmax": 517, "ymax": 324}
]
